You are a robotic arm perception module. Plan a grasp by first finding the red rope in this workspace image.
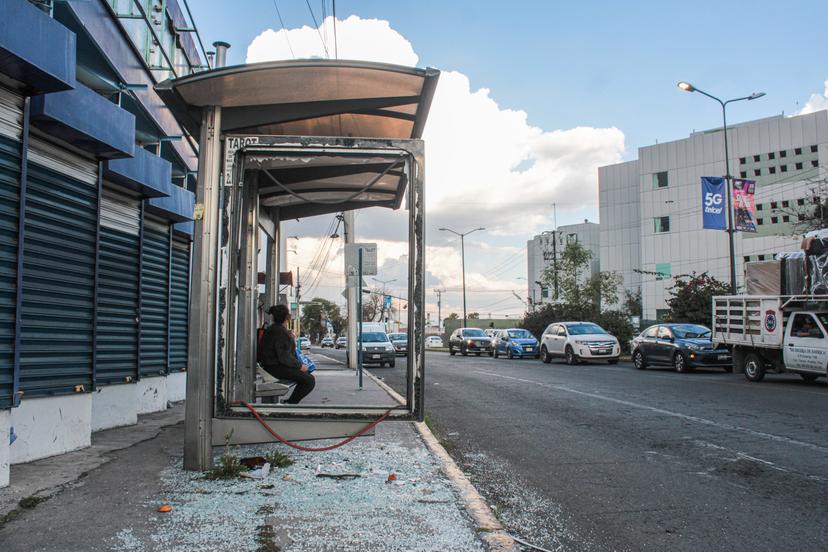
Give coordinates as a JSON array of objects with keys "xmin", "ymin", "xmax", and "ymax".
[{"xmin": 238, "ymin": 401, "xmax": 394, "ymax": 452}]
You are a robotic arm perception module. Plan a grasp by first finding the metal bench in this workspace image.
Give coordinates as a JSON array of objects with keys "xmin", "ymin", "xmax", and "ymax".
[{"xmin": 255, "ymin": 366, "xmax": 296, "ymax": 403}]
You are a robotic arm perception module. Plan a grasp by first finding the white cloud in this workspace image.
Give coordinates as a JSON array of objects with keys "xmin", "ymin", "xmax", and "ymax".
[
  {"xmin": 248, "ymin": 16, "xmax": 624, "ymax": 316},
  {"xmin": 798, "ymin": 79, "xmax": 828, "ymax": 115}
]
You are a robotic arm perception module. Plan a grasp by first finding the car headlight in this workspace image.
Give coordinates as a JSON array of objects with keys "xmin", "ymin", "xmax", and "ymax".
[
  {"xmin": 685, "ymin": 343, "xmax": 700, "ymax": 351},
  {"xmin": 467, "ymin": 339, "xmax": 474, "ymax": 345},
  {"xmin": 575, "ymin": 340, "xmax": 587, "ymax": 345}
]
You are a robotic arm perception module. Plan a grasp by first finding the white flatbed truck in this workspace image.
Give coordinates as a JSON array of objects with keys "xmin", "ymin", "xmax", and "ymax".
[{"xmin": 712, "ymin": 295, "xmax": 828, "ymax": 382}]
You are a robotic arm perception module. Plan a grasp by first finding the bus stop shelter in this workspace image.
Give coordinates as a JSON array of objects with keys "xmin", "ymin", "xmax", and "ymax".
[{"xmin": 156, "ymin": 55, "xmax": 439, "ymax": 470}]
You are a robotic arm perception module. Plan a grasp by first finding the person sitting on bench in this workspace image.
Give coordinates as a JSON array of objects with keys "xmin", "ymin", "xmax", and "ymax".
[{"xmin": 259, "ymin": 304, "xmax": 315, "ymax": 404}]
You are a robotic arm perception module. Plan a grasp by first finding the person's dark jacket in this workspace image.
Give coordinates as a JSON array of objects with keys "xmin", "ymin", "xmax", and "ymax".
[{"xmin": 259, "ymin": 324, "xmax": 302, "ymax": 370}]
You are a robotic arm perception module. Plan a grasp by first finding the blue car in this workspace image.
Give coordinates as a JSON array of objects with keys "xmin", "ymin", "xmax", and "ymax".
[{"xmin": 492, "ymin": 328, "xmax": 541, "ymax": 359}]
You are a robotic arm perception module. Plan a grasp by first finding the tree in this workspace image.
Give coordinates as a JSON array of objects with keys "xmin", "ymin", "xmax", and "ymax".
[
  {"xmin": 665, "ymin": 272, "xmax": 730, "ymax": 326},
  {"xmin": 360, "ymin": 288, "xmax": 383, "ymax": 322},
  {"xmin": 779, "ymin": 179, "xmax": 827, "ymax": 234},
  {"xmin": 468, "ymin": 312, "xmax": 480, "ymax": 320},
  {"xmin": 623, "ymin": 288, "xmax": 642, "ymax": 317},
  {"xmin": 300, "ymin": 297, "xmax": 345, "ymax": 341},
  {"xmin": 540, "ymin": 241, "xmax": 622, "ymax": 314}
]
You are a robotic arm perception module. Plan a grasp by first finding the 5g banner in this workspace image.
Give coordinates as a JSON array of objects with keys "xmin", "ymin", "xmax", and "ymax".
[
  {"xmin": 701, "ymin": 176, "xmax": 727, "ymax": 230},
  {"xmin": 732, "ymin": 179, "xmax": 757, "ymax": 233}
]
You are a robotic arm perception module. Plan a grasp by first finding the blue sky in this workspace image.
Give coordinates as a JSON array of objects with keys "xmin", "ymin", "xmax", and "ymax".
[{"xmin": 190, "ymin": 0, "xmax": 828, "ymax": 158}]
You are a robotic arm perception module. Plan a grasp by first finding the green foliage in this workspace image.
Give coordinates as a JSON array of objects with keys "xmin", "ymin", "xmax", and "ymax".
[
  {"xmin": 665, "ymin": 272, "xmax": 731, "ymax": 326},
  {"xmin": 594, "ymin": 310, "xmax": 635, "ymax": 352},
  {"xmin": 263, "ymin": 450, "xmax": 294, "ymax": 468},
  {"xmin": 540, "ymin": 241, "xmax": 622, "ymax": 313},
  {"xmin": 205, "ymin": 431, "xmax": 249, "ymax": 480},
  {"xmin": 300, "ymin": 297, "xmax": 344, "ymax": 341},
  {"xmin": 623, "ymin": 288, "xmax": 642, "ymax": 317}
]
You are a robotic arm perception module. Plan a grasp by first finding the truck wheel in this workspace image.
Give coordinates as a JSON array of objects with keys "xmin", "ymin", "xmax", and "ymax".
[
  {"xmin": 674, "ymin": 351, "xmax": 689, "ymax": 373},
  {"xmin": 743, "ymin": 353, "xmax": 766, "ymax": 382},
  {"xmin": 800, "ymin": 373, "xmax": 818, "ymax": 383},
  {"xmin": 633, "ymin": 349, "xmax": 647, "ymax": 370},
  {"xmin": 565, "ymin": 346, "xmax": 578, "ymax": 365},
  {"xmin": 541, "ymin": 345, "xmax": 552, "ymax": 364}
]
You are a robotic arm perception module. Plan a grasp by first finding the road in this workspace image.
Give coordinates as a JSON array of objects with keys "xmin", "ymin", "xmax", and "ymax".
[{"xmin": 319, "ymin": 347, "xmax": 828, "ymax": 552}]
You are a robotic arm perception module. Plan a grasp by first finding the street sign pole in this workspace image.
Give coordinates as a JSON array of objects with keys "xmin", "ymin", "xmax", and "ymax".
[{"xmin": 357, "ymin": 247, "xmax": 363, "ymax": 389}]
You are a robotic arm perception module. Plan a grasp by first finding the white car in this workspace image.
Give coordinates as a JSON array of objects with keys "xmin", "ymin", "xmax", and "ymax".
[
  {"xmin": 425, "ymin": 336, "xmax": 443, "ymax": 348},
  {"xmin": 540, "ymin": 321, "xmax": 620, "ymax": 365}
]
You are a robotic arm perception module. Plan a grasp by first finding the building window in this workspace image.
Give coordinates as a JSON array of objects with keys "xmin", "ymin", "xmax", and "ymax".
[
  {"xmin": 769, "ymin": 166, "xmax": 776, "ymax": 174},
  {"xmin": 770, "ymin": 201, "xmax": 778, "ymax": 209},
  {"xmin": 756, "ymin": 203, "xmax": 763, "ymax": 211},
  {"xmin": 743, "ymin": 256, "xmax": 751, "ymax": 263},
  {"xmin": 797, "ymin": 198, "xmax": 805, "ymax": 206},
  {"xmin": 739, "ymin": 157, "xmax": 747, "ymax": 164},
  {"xmin": 782, "ymin": 200, "xmax": 789, "ymax": 208},
  {"xmin": 768, "ymin": 152, "xmax": 775, "ymax": 160},
  {"xmin": 795, "ymin": 162, "xmax": 803, "ymax": 170},
  {"xmin": 754, "ymin": 169, "xmax": 761, "ymax": 176},
  {"xmin": 782, "ymin": 215, "xmax": 790, "ymax": 223},
  {"xmin": 771, "ymin": 216, "xmax": 779, "ymax": 224},
  {"xmin": 757, "ymin": 218, "xmax": 764, "ymax": 225},
  {"xmin": 655, "ymin": 263, "xmax": 671, "ymax": 281},
  {"xmin": 813, "ymin": 160, "xmax": 820, "ymax": 168},
  {"xmin": 780, "ymin": 150, "xmax": 787, "ymax": 158},
  {"xmin": 799, "ymin": 213, "xmax": 807, "ymax": 221},
  {"xmin": 652, "ymin": 171, "xmax": 668, "ymax": 189},
  {"xmin": 759, "ymin": 254, "xmax": 766, "ymax": 261},
  {"xmin": 654, "ymin": 216, "xmax": 670, "ymax": 233},
  {"xmin": 753, "ymin": 155, "xmax": 761, "ymax": 162},
  {"xmin": 740, "ymin": 171, "xmax": 747, "ymax": 178},
  {"xmin": 811, "ymin": 145, "xmax": 818, "ymax": 153},
  {"xmin": 780, "ymin": 165, "xmax": 788, "ymax": 172},
  {"xmin": 794, "ymin": 147, "xmax": 802, "ymax": 155}
]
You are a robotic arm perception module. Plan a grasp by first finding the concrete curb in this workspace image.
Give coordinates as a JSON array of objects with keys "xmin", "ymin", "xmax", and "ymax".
[{"xmin": 366, "ymin": 370, "xmax": 519, "ymax": 552}]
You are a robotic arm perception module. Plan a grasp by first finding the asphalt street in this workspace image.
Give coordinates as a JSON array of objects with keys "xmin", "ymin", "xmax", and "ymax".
[{"xmin": 322, "ymin": 348, "xmax": 828, "ymax": 552}]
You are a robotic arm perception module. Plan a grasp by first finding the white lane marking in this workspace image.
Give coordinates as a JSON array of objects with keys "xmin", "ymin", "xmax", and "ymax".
[{"xmin": 475, "ymin": 370, "xmax": 828, "ymax": 455}]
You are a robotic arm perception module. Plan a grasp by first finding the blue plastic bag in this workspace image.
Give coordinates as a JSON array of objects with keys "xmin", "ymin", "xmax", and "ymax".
[{"xmin": 296, "ymin": 348, "xmax": 316, "ymax": 373}]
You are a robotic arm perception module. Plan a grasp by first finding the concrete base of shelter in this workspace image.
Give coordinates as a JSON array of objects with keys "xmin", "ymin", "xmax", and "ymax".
[
  {"xmin": 136, "ymin": 376, "xmax": 167, "ymax": 414},
  {"xmin": 0, "ymin": 409, "xmax": 9, "ymax": 488},
  {"xmin": 10, "ymin": 394, "xmax": 92, "ymax": 466},
  {"xmin": 166, "ymin": 371, "xmax": 186, "ymax": 402},
  {"xmin": 92, "ymin": 384, "xmax": 138, "ymax": 432}
]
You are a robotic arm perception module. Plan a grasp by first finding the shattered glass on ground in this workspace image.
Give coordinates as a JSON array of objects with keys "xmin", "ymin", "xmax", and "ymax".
[{"xmin": 111, "ymin": 423, "xmax": 485, "ymax": 552}]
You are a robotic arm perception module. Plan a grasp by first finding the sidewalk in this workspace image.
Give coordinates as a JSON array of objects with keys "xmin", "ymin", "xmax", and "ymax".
[{"xmin": 0, "ymin": 359, "xmax": 517, "ymax": 552}]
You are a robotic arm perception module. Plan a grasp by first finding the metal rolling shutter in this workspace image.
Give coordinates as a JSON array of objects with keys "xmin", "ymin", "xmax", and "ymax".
[
  {"xmin": 140, "ymin": 215, "xmax": 170, "ymax": 376},
  {"xmin": 96, "ymin": 187, "xmax": 141, "ymax": 385},
  {"xmin": 169, "ymin": 235, "xmax": 191, "ymax": 372},
  {"xmin": 0, "ymin": 85, "xmax": 23, "ymax": 407},
  {"xmin": 20, "ymin": 137, "xmax": 98, "ymax": 397}
]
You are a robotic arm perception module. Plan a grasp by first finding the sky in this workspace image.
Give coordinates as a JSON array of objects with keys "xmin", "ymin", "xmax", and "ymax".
[{"xmin": 187, "ymin": 0, "xmax": 828, "ymax": 321}]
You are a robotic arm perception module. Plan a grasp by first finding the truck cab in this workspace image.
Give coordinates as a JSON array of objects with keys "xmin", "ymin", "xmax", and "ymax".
[{"xmin": 713, "ymin": 295, "xmax": 828, "ymax": 382}]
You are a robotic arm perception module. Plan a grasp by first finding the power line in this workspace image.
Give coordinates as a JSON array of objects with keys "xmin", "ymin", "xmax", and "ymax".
[
  {"xmin": 304, "ymin": 0, "xmax": 330, "ymax": 57},
  {"xmin": 270, "ymin": 0, "xmax": 295, "ymax": 58}
]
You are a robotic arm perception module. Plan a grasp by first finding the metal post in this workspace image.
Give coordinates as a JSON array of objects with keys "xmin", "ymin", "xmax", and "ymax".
[
  {"xmin": 357, "ymin": 247, "xmax": 363, "ymax": 389},
  {"xmin": 721, "ymin": 103, "xmax": 737, "ymax": 293},
  {"xmin": 233, "ymin": 176, "xmax": 258, "ymax": 402},
  {"xmin": 460, "ymin": 234, "xmax": 467, "ymax": 328},
  {"xmin": 344, "ymin": 210, "xmax": 357, "ymax": 369},
  {"xmin": 11, "ymin": 97, "xmax": 30, "ymax": 407},
  {"xmin": 184, "ymin": 40, "xmax": 229, "ymax": 471}
]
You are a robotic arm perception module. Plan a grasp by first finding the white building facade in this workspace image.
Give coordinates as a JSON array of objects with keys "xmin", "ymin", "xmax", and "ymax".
[
  {"xmin": 599, "ymin": 110, "xmax": 827, "ymax": 320},
  {"xmin": 527, "ymin": 221, "xmax": 600, "ymax": 306}
]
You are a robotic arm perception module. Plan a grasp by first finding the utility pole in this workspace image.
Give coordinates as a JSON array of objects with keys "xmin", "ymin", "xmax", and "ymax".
[
  {"xmin": 343, "ymin": 210, "xmax": 357, "ymax": 369},
  {"xmin": 434, "ymin": 288, "xmax": 445, "ymax": 333},
  {"xmin": 294, "ymin": 266, "xmax": 302, "ymax": 344}
]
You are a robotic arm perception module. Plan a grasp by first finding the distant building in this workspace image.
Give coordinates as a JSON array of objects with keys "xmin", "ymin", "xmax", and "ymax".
[
  {"xmin": 526, "ymin": 220, "xmax": 600, "ymax": 307},
  {"xmin": 599, "ymin": 110, "xmax": 827, "ymax": 320}
]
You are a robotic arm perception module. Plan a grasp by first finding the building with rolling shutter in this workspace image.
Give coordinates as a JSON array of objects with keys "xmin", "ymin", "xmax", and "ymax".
[{"xmin": 0, "ymin": 0, "xmax": 203, "ymax": 487}]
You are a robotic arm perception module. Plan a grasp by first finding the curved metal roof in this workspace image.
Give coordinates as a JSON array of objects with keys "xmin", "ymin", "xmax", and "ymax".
[{"xmin": 156, "ymin": 59, "xmax": 440, "ymax": 139}]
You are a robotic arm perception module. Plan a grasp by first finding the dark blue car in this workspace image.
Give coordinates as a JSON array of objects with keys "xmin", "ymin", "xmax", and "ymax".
[
  {"xmin": 493, "ymin": 328, "xmax": 540, "ymax": 359},
  {"xmin": 631, "ymin": 323, "xmax": 732, "ymax": 373}
]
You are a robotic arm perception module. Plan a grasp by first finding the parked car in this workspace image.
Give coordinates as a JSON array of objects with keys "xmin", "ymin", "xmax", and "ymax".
[
  {"xmin": 484, "ymin": 328, "xmax": 498, "ymax": 339},
  {"xmin": 388, "ymin": 332, "xmax": 408, "ymax": 356},
  {"xmin": 320, "ymin": 336, "xmax": 334, "ymax": 348},
  {"xmin": 540, "ymin": 321, "xmax": 620, "ymax": 364},
  {"xmin": 492, "ymin": 328, "xmax": 540, "ymax": 359},
  {"xmin": 298, "ymin": 336, "xmax": 311, "ymax": 350},
  {"xmin": 335, "ymin": 336, "xmax": 347, "ymax": 349},
  {"xmin": 425, "ymin": 336, "xmax": 444, "ymax": 348},
  {"xmin": 449, "ymin": 327, "xmax": 493, "ymax": 356},
  {"xmin": 632, "ymin": 323, "xmax": 732, "ymax": 373}
]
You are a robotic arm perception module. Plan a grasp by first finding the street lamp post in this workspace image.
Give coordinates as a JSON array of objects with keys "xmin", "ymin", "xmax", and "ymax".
[
  {"xmin": 677, "ymin": 81, "xmax": 766, "ymax": 293},
  {"xmin": 372, "ymin": 277, "xmax": 397, "ymax": 329},
  {"xmin": 439, "ymin": 226, "xmax": 485, "ymax": 328}
]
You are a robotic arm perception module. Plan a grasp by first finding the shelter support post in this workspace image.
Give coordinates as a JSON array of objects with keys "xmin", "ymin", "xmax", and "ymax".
[
  {"xmin": 233, "ymin": 176, "xmax": 259, "ymax": 402},
  {"xmin": 344, "ymin": 210, "xmax": 357, "ymax": 369},
  {"xmin": 408, "ymin": 148, "xmax": 426, "ymax": 421}
]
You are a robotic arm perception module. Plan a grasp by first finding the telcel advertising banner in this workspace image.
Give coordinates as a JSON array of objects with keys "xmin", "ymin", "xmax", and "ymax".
[
  {"xmin": 732, "ymin": 179, "xmax": 757, "ymax": 233},
  {"xmin": 701, "ymin": 177, "xmax": 727, "ymax": 230}
]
